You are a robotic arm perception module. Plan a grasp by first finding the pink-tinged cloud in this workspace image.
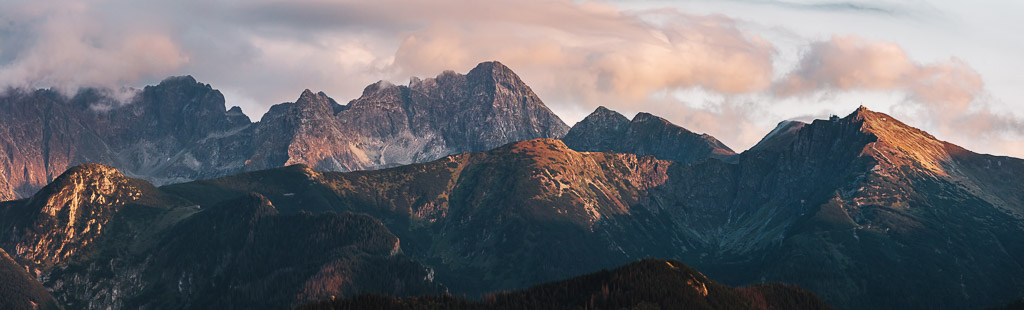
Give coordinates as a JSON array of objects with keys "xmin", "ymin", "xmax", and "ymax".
[
  {"xmin": 776, "ymin": 35, "xmax": 1023, "ymax": 157},
  {"xmin": 776, "ymin": 35, "xmax": 983, "ymax": 105},
  {"xmin": 388, "ymin": 5, "xmax": 775, "ymax": 107},
  {"xmin": 0, "ymin": 2, "xmax": 188, "ymax": 93},
  {"xmin": 1, "ymin": 0, "xmax": 1021, "ymax": 157}
]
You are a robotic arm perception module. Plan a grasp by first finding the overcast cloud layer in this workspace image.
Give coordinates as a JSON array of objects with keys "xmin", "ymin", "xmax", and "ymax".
[{"xmin": 0, "ymin": 0, "xmax": 1021, "ymax": 157}]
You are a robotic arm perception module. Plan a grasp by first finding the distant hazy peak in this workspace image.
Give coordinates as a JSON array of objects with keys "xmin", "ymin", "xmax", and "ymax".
[{"xmin": 564, "ymin": 106, "xmax": 735, "ymax": 162}]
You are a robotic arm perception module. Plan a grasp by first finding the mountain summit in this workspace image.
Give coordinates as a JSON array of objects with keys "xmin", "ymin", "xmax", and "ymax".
[
  {"xmin": 152, "ymin": 106, "xmax": 1024, "ymax": 310},
  {"xmin": 247, "ymin": 60, "xmax": 569, "ymax": 172},
  {"xmin": 563, "ymin": 106, "xmax": 735, "ymax": 163},
  {"xmin": 0, "ymin": 61, "xmax": 569, "ymax": 199}
]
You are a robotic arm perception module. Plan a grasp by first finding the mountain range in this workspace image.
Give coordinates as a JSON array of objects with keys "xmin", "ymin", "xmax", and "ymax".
[
  {"xmin": 0, "ymin": 61, "xmax": 567, "ymax": 200},
  {"xmin": 1, "ymin": 61, "xmax": 1023, "ymax": 309}
]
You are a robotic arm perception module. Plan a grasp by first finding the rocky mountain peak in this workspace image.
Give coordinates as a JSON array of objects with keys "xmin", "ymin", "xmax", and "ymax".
[
  {"xmin": 631, "ymin": 112, "xmax": 662, "ymax": 123},
  {"xmin": 361, "ymin": 80, "xmax": 397, "ymax": 97},
  {"xmin": 466, "ymin": 61, "xmax": 531, "ymax": 92},
  {"xmin": 591, "ymin": 106, "xmax": 625, "ymax": 117},
  {"xmin": 297, "ymin": 89, "xmax": 335, "ymax": 106},
  {"xmin": 33, "ymin": 164, "xmax": 135, "ymax": 204},
  {"xmin": 225, "ymin": 105, "xmax": 251, "ymax": 124},
  {"xmin": 771, "ymin": 106, "xmax": 954, "ymax": 178},
  {"xmin": 574, "ymin": 106, "xmax": 629, "ymax": 128},
  {"xmin": 839, "ymin": 106, "xmax": 952, "ymax": 175},
  {"xmin": 288, "ymin": 89, "xmax": 342, "ymax": 118},
  {"xmin": 154, "ymin": 75, "xmax": 199, "ymax": 88},
  {"xmin": 750, "ymin": 120, "xmax": 808, "ymax": 151},
  {"xmin": 14, "ymin": 164, "xmax": 145, "ymax": 269},
  {"xmin": 563, "ymin": 106, "xmax": 734, "ymax": 163},
  {"xmin": 143, "ymin": 75, "xmax": 223, "ymax": 109},
  {"xmin": 1, "ymin": 62, "xmax": 570, "ymax": 200},
  {"xmin": 467, "ymin": 61, "xmax": 515, "ymax": 79},
  {"xmin": 843, "ymin": 105, "xmax": 938, "ymax": 141},
  {"xmin": 577, "ymin": 106, "xmax": 629, "ymax": 126}
]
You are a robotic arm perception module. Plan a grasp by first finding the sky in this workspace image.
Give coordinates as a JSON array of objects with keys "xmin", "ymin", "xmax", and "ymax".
[{"xmin": 0, "ymin": 0, "xmax": 1022, "ymax": 157}]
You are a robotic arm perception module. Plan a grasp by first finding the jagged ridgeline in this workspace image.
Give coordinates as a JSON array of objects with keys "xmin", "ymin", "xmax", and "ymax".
[
  {"xmin": 562, "ymin": 106, "xmax": 736, "ymax": 163},
  {"xmin": 1, "ymin": 59, "xmax": 1023, "ymax": 310},
  {"xmin": 298, "ymin": 259, "xmax": 833, "ymax": 310},
  {"xmin": 161, "ymin": 107, "xmax": 1024, "ymax": 309},
  {"xmin": 0, "ymin": 61, "xmax": 568, "ymax": 200}
]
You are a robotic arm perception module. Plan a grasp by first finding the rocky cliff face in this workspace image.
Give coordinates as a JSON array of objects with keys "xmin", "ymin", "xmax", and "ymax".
[
  {"xmin": 563, "ymin": 106, "xmax": 735, "ymax": 163},
  {"xmin": 248, "ymin": 61, "xmax": 569, "ymax": 172},
  {"xmin": 0, "ymin": 77, "xmax": 252, "ymax": 201},
  {"xmin": 0, "ymin": 164, "xmax": 153, "ymax": 271},
  {"xmin": 0, "ymin": 61, "xmax": 568, "ymax": 200},
  {"xmin": 161, "ymin": 107, "xmax": 1024, "ymax": 310}
]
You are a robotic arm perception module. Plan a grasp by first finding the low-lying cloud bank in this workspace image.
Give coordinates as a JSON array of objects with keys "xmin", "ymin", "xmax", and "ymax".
[{"xmin": 0, "ymin": 0, "xmax": 1020, "ymax": 157}]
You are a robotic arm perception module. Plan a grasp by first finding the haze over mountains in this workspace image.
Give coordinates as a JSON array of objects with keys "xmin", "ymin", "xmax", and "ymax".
[{"xmin": 0, "ymin": 61, "xmax": 1023, "ymax": 309}]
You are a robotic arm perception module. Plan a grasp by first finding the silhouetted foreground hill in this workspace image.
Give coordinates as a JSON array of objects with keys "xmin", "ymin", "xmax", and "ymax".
[
  {"xmin": 298, "ymin": 259, "xmax": 832, "ymax": 310},
  {"xmin": 992, "ymin": 298, "xmax": 1024, "ymax": 310}
]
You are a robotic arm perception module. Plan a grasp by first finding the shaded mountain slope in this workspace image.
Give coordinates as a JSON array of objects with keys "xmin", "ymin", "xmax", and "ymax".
[
  {"xmin": 124, "ymin": 193, "xmax": 443, "ymax": 309},
  {"xmin": 162, "ymin": 107, "xmax": 1024, "ymax": 309},
  {"xmin": 750, "ymin": 107, "xmax": 1024, "ymax": 309},
  {"xmin": 563, "ymin": 106, "xmax": 735, "ymax": 163},
  {"xmin": 299, "ymin": 259, "xmax": 832, "ymax": 310},
  {"xmin": 0, "ymin": 248, "xmax": 59, "ymax": 310},
  {"xmin": 0, "ymin": 165, "xmax": 442, "ymax": 309},
  {"xmin": 2, "ymin": 106, "xmax": 1021, "ymax": 309}
]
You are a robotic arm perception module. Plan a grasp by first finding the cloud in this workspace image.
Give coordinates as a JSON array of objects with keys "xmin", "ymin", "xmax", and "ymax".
[
  {"xmin": 390, "ymin": 9, "xmax": 775, "ymax": 103},
  {"xmin": 720, "ymin": 0, "xmax": 905, "ymax": 15},
  {"xmin": 0, "ymin": 0, "xmax": 776, "ymax": 120},
  {"xmin": 0, "ymin": 0, "xmax": 1020, "ymax": 157},
  {"xmin": 0, "ymin": 0, "xmax": 188, "ymax": 92},
  {"xmin": 776, "ymin": 35, "xmax": 1024, "ymax": 156}
]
